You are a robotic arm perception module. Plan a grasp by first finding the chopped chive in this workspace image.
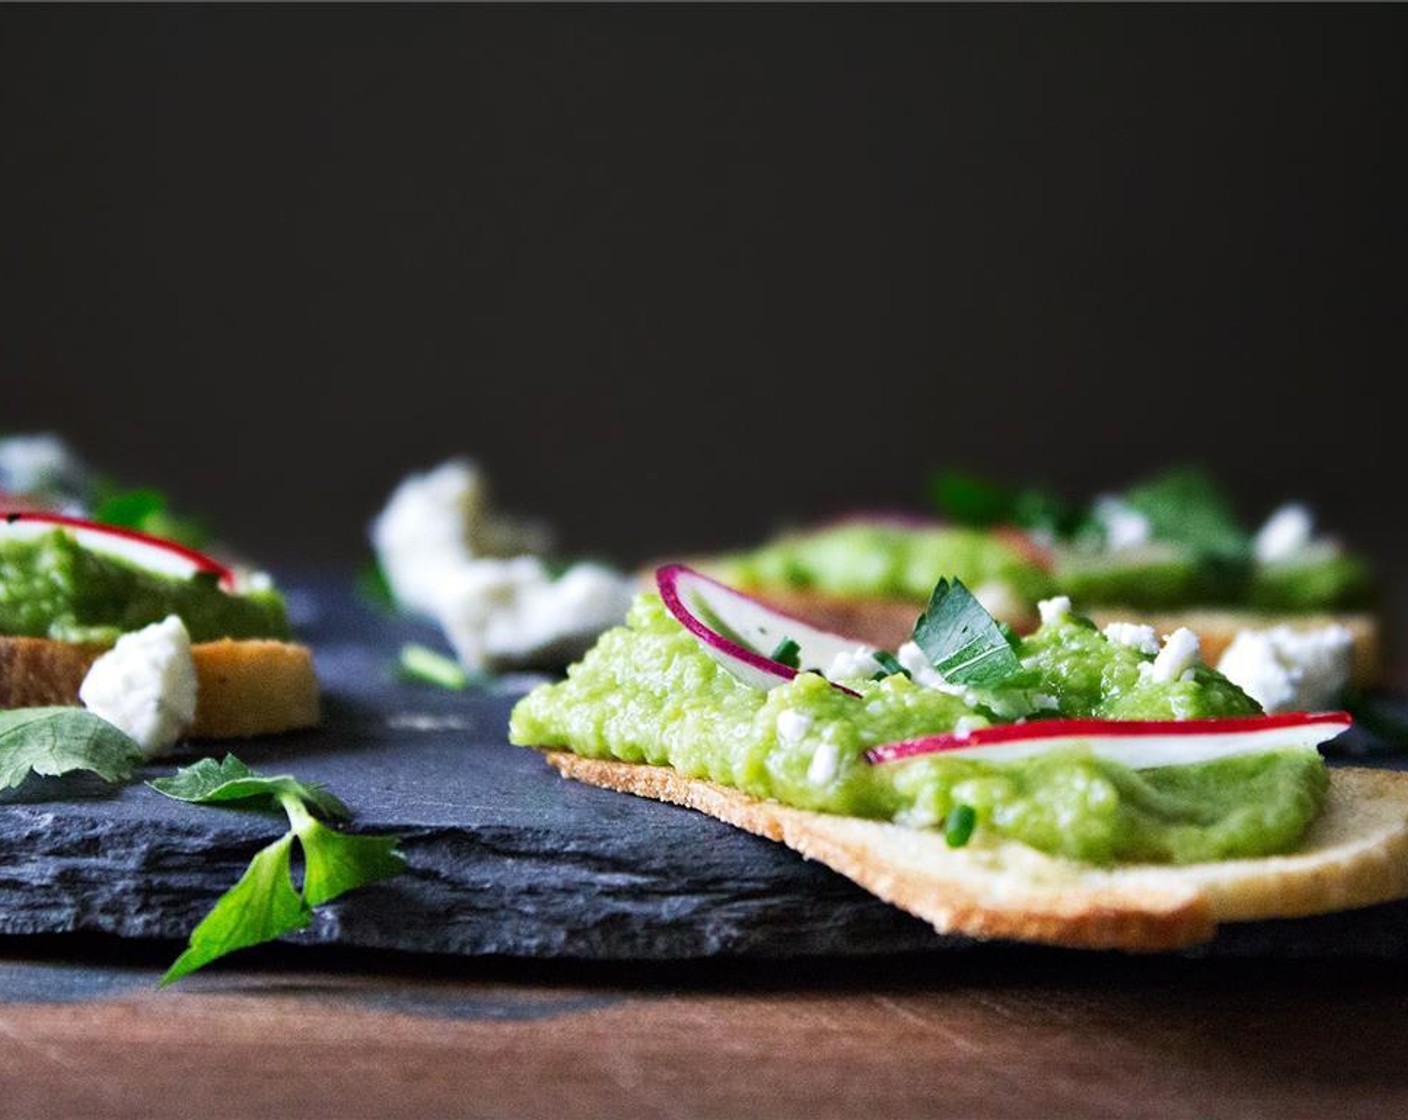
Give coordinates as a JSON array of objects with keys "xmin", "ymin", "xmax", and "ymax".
[
  {"xmin": 871, "ymin": 650, "xmax": 911, "ymax": 680},
  {"xmin": 399, "ymin": 643, "xmax": 469, "ymax": 690},
  {"xmin": 944, "ymin": 804, "xmax": 978, "ymax": 848},
  {"xmin": 770, "ymin": 637, "xmax": 802, "ymax": 669}
]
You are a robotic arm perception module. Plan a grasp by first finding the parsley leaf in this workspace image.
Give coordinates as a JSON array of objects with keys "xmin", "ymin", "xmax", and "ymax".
[
  {"xmin": 285, "ymin": 803, "xmax": 408, "ymax": 908},
  {"xmin": 92, "ymin": 485, "xmax": 209, "ymax": 549},
  {"xmin": 160, "ymin": 833, "xmax": 311, "ymax": 986},
  {"xmin": 149, "ymin": 754, "xmax": 350, "ymax": 820},
  {"xmin": 0, "ymin": 708, "xmax": 143, "ymax": 791},
  {"xmin": 928, "ymin": 469, "xmax": 1080, "ymax": 536},
  {"xmin": 1120, "ymin": 467, "xmax": 1250, "ymax": 563},
  {"xmin": 151, "ymin": 755, "xmax": 406, "ymax": 983},
  {"xmin": 928, "ymin": 470, "xmax": 1018, "ymax": 526},
  {"xmin": 912, "ymin": 578, "xmax": 1023, "ymax": 688}
]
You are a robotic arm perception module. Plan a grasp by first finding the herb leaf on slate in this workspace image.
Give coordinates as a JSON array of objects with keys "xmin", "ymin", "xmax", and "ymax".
[
  {"xmin": 150, "ymin": 754, "xmax": 351, "ymax": 819},
  {"xmin": 160, "ymin": 833, "xmax": 311, "ymax": 986},
  {"xmin": 0, "ymin": 707, "xmax": 143, "ymax": 791},
  {"xmin": 151, "ymin": 755, "xmax": 405, "ymax": 983}
]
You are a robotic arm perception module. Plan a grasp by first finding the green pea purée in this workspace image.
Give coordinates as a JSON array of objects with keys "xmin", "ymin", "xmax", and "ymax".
[
  {"xmin": 0, "ymin": 528, "xmax": 289, "ymax": 644},
  {"xmin": 510, "ymin": 594, "xmax": 1328, "ymax": 866}
]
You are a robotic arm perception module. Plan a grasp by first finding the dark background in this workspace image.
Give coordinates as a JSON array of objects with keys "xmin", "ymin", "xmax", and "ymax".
[{"xmin": 2, "ymin": 5, "xmax": 1403, "ymax": 586}]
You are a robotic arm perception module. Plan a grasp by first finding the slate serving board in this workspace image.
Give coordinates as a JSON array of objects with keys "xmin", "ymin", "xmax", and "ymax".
[{"xmin": 3, "ymin": 573, "xmax": 1408, "ymax": 961}]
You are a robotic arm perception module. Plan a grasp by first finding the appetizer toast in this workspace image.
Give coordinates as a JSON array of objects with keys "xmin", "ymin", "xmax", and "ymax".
[
  {"xmin": 0, "ymin": 512, "xmax": 320, "ymax": 742},
  {"xmin": 513, "ymin": 566, "xmax": 1408, "ymax": 952},
  {"xmin": 0, "ymin": 634, "xmax": 319, "ymax": 739},
  {"xmin": 703, "ymin": 469, "xmax": 1385, "ymax": 706}
]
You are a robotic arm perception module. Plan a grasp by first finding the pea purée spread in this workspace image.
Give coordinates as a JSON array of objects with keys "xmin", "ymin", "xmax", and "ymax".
[
  {"xmin": 0, "ymin": 528, "xmax": 289, "ymax": 644},
  {"xmin": 510, "ymin": 595, "xmax": 1328, "ymax": 865},
  {"xmin": 714, "ymin": 520, "xmax": 1371, "ymax": 613}
]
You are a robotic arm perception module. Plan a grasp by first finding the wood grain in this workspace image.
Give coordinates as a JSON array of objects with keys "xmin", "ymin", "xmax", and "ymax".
[{"xmin": 3, "ymin": 951, "xmax": 1408, "ymax": 1119}]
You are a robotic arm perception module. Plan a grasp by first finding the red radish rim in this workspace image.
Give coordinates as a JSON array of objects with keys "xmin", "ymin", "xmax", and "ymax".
[
  {"xmin": 865, "ymin": 710, "xmax": 1353, "ymax": 765},
  {"xmin": 1, "ymin": 510, "xmax": 234, "ymax": 588},
  {"xmin": 656, "ymin": 563, "xmax": 861, "ymax": 697}
]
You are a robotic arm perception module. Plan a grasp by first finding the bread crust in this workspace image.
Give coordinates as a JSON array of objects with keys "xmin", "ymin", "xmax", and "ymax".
[
  {"xmin": 541, "ymin": 752, "xmax": 1408, "ymax": 951},
  {"xmin": 0, "ymin": 635, "xmax": 320, "ymax": 739},
  {"xmin": 746, "ymin": 587, "xmax": 1383, "ymax": 689}
]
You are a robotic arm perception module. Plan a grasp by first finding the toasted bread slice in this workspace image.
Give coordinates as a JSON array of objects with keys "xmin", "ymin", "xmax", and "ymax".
[
  {"xmin": 542, "ymin": 752, "xmax": 1408, "ymax": 951},
  {"xmin": 746, "ymin": 587, "xmax": 1383, "ymax": 690},
  {"xmin": 0, "ymin": 635, "xmax": 320, "ymax": 739}
]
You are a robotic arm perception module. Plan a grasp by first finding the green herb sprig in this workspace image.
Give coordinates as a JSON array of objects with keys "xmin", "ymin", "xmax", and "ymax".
[
  {"xmin": 927, "ymin": 470, "xmax": 1079, "ymax": 537},
  {"xmin": 92, "ymin": 485, "xmax": 209, "ymax": 549},
  {"xmin": 1120, "ymin": 467, "xmax": 1250, "ymax": 563},
  {"xmin": 0, "ymin": 708, "xmax": 143, "ymax": 791},
  {"xmin": 150, "ymin": 755, "xmax": 406, "ymax": 984},
  {"xmin": 911, "ymin": 578, "xmax": 1023, "ymax": 689}
]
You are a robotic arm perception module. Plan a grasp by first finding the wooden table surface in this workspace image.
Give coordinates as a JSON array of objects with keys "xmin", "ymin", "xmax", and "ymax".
[{"xmin": 3, "ymin": 935, "xmax": 1407, "ymax": 1119}]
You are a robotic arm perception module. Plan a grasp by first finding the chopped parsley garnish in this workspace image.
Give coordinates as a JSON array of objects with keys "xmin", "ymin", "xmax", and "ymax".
[
  {"xmin": 0, "ymin": 708, "xmax": 142, "ymax": 791},
  {"xmin": 870, "ymin": 650, "xmax": 911, "ymax": 681},
  {"xmin": 150, "ymin": 755, "xmax": 406, "ymax": 984},
  {"xmin": 770, "ymin": 637, "xmax": 802, "ymax": 669},
  {"xmin": 1120, "ymin": 467, "xmax": 1250, "ymax": 563},
  {"xmin": 912, "ymin": 578, "xmax": 1023, "ymax": 688},
  {"xmin": 927, "ymin": 469, "xmax": 1079, "ymax": 536},
  {"xmin": 92, "ymin": 485, "xmax": 208, "ymax": 549},
  {"xmin": 944, "ymin": 804, "xmax": 978, "ymax": 848}
]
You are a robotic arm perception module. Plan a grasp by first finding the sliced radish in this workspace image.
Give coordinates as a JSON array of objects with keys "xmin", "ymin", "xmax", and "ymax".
[
  {"xmin": 0, "ymin": 511, "xmax": 234, "ymax": 589},
  {"xmin": 657, "ymin": 563, "xmax": 861, "ymax": 695},
  {"xmin": 865, "ymin": 710, "xmax": 1352, "ymax": 769}
]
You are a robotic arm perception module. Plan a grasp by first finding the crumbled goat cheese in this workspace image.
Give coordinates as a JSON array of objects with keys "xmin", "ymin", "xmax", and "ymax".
[
  {"xmin": 1037, "ymin": 596, "xmax": 1072, "ymax": 626},
  {"xmin": 438, "ymin": 558, "xmax": 635, "ymax": 672},
  {"xmin": 371, "ymin": 459, "xmax": 635, "ymax": 671},
  {"xmin": 807, "ymin": 741, "xmax": 841, "ymax": 785},
  {"xmin": 1092, "ymin": 495, "xmax": 1152, "ymax": 552},
  {"xmin": 896, "ymin": 641, "xmax": 953, "ymax": 691},
  {"xmin": 1145, "ymin": 627, "xmax": 1202, "ymax": 684},
  {"xmin": 1253, "ymin": 503, "xmax": 1316, "ymax": 565},
  {"xmin": 1216, "ymin": 624, "xmax": 1353, "ymax": 713},
  {"xmin": 0, "ymin": 433, "xmax": 90, "ymax": 509},
  {"xmin": 78, "ymin": 615, "xmax": 197, "ymax": 758},
  {"xmin": 825, "ymin": 645, "xmax": 882, "ymax": 681},
  {"xmin": 370, "ymin": 459, "xmax": 552, "ymax": 617},
  {"xmin": 1102, "ymin": 621, "xmax": 1161, "ymax": 656},
  {"xmin": 776, "ymin": 710, "xmax": 813, "ymax": 744}
]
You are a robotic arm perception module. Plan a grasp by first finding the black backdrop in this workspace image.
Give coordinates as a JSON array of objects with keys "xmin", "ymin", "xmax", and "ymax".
[{"xmin": 2, "ymin": 6, "xmax": 1403, "ymax": 593}]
